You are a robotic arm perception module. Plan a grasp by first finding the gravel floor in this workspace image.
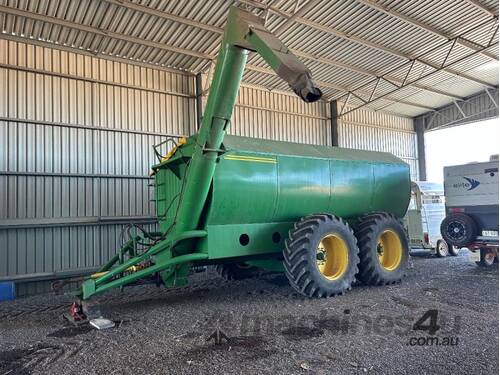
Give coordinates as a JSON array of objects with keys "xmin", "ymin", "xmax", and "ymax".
[{"xmin": 0, "ymin": 249, "xmax": 498, "ymax": 375}]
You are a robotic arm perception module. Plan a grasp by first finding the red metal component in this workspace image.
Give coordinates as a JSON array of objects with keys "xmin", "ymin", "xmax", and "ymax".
[
  {"xmin": 68, "ymin": 302, "xmax": 87, "ymax": 322},
  {"xmin": 467, "ymin": 242, "xmax": 499, "ymax": 251}
]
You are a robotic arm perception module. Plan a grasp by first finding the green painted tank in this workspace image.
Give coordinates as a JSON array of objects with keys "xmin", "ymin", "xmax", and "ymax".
[{"xmin": 154, "ymin": 134, "xmax": 410, "ymax": 260}]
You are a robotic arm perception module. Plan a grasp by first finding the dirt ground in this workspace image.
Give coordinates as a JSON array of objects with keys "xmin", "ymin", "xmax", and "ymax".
[{"xmin": 0, "ymin": 249, "xmax": 498, "ymax": 375}]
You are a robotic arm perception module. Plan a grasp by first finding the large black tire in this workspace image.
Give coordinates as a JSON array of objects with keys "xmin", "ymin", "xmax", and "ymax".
[
  {"xmin": 448, "ymin": 243, "xmax": 460, "ymax": 256},
  {"xmin": 435, "ymin": 240, "xmax": 449, "ymax": 258},
  {"xmin": 216, "ymin": 263, "xmax": 260, "ymax": 280},
  {"xmin": 283, "ymin": 214, "xmax": 359, "ymax": 298},
  {"xmin": 355, "ymin": 213, "xmax": 409, "ymax": 285},
  {"xmin": 440, "ymin": 213, "xmax": 477, "ymax": 248}
]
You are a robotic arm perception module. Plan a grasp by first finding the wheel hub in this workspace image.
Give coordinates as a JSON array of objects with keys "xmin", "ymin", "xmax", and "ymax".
[
  {"xmin": 377, "ymin": 230, "xmax": 403, "ymax": 271},
  {"xmin": 448, "ymin": 222, "xmax": 465, "ymax": 240},
  {"xmin": 316, "ymin": 234, "xmax": 349, "ymax": 280}
]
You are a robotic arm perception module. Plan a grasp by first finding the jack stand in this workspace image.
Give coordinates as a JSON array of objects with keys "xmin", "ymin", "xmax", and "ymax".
[
  {"xmin": 63, "ymin": 301, "xmax": 88, "ymax": 326},
  {"xmin": 63, "ymin": 300, "xmax": 103, "ymax": 326}
]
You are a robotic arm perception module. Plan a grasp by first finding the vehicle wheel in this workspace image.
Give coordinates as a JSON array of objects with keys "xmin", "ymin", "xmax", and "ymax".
[
  {"xmin": 448, "ymin": 244, "xmax": 460, "ymax": 256},
  {"xmin": 283, "ymin": 214, "xmax": 359, "ymax": 298},
  {"xmin": 216, "ymin": 263, "xmax": 260, "ymax": 280},
  {"xmin": 477, "ymin": 248, "xmax": 496, "ymax": 267},
  {"xmin": 435, "ymin": 240, "xmax": 449, "ymax": 257},
  {"xmin": 440, "ymin": 213, "xmax": 477, "ymax": 248},
  {"xmin": 355, "ymin": 213, "xmax": 409, "ymax": 285}
]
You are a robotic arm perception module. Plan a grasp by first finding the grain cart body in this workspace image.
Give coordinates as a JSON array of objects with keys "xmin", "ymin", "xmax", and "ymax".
[
  {"xmin": 155, "ymin": 135, "xmax": 410, "ymax": 261},
  {"xmin": 76, "ymin": 5, "xmax": 411, "ymax": 304}
]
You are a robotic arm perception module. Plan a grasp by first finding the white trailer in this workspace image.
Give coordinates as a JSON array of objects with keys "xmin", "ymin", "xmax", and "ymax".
[
  {"xmin": 440, "ymin": 156, "xmax": 499, "ymax": 266},
  {"xmin": 405, "ymin": 182, "xmax": 457, "ymax": 257}
]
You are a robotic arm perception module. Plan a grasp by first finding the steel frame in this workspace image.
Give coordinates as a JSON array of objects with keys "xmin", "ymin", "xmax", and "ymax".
[
  {"xmin": 337, "ymin": 20, "xmax": 499, "ymax": 117},
  {"xmin": 414, "ymin": 88, "xmax": 499, "ymax": 132},
  {"xmin": 485, "ymin": 87, "xmax": 499, "ymax": 108},
  {"xmin": 463, "ymin": 0, "xmax": 499, "ymax": 17},
  {"xmin": 357, "ymin": 0, "xmax": 498, "ymax": 62},
  {"xmin": 245, "ymin": 0, "xmax": 496, "ymax": 88},
  {"xmin": 0, "ymin": 1, "xmax": 498, "ymax": 118}
]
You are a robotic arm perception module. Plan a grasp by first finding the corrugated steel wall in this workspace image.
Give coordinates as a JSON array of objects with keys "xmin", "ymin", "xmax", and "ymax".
[
  {"xmin": 339, "ymin": 105, "xmax": 419, "ymax": 181},
  {"xmin": 0, "ymin": 40, "xmax": 196, "ymax": 296},
  {"xmin": 231, "ymin": 84, "xmax": 330, "ymax": 145}
]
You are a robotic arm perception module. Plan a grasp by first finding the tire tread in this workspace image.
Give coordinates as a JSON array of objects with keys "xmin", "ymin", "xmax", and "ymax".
[{"xmin": 284, "ymin": 214, "xmax": 359, "ymax": 298}]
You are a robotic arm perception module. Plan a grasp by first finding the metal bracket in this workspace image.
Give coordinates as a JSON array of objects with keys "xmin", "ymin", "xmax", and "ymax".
[{"xmin": 202, "ymin": 147, "xmax": 227, "ymax": 155}]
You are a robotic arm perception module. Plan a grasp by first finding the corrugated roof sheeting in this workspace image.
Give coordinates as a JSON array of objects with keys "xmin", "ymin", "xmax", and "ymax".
[
  {"xmin": 376, "ymin": 102, "xmax": 424, "ymax": 118},
  {"xmin": 423, "ymin": 43, "xmax": 487, "ymax": 69},
  {"xmin": 467, "ymin": 64, "xmax": 500, "ymax": 84},
  {"xmin": 458, "ymin": 17, "xmax": 500, "ymax": 46},
  {"xmin": 395, "ymin": 90, "xmax": 458, "ymax": 109},
  {"xmin": 428, "ymin": 75, "xmax": 488, "ymax": 98},
  {"xmin": 379, "ymin": 0, "xmax": 492, "ymax": 37},
  {"xmin": 307, "ymin": 0, "xmax": 445, "ymax": 57},
  {"xmin": 247, "ymin": 48, "xmax": 373, "ymax": 89},
  {"xmin": 242, "ymin": 70, "xmax": 290, "ymax": 92},
  {"xmin": 276, "ymin": 18, "xmax": 404, "ymax": 74},
  {"xmin": 0, "ymin": 0, "xmax": 498, "ymax": 117},
  {"xmin": 309, "ymin": 61, "xmax": 371, "ymax": 89},
  {"xmin": 450, "ymin": 53, "xmax": 497, "ymax": 74}
]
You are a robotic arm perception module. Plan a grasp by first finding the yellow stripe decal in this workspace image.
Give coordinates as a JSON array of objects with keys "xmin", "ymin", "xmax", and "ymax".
[
  {"xmin": 225, "ymin": 155, "xmax": 276, "ymax": 162},
  {"xmin": 224, "ymin": 155, "xmax": 277, "ymax": 163}
]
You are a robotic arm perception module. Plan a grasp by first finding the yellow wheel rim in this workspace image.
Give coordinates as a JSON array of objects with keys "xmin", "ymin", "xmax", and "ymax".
[
  {"xmin": 377, "ymin": 229, "xmax": 403, "ymax": 271},
  {"xmin": 316, "ymin": 233, "xmax": 349, "ymax": 280}
]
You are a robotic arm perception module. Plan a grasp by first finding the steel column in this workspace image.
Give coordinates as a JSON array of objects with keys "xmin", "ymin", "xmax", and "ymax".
[
  {"xmin": 330, "ymin": 100, "xmax": 339, "ymax": 146},
  {"xmin": 195, "ymin": 73, "xmax": 204, "ymax": 130},
  {"xmin": 414, "ymin": 117, "xmax": 427, "ymax": 181}
]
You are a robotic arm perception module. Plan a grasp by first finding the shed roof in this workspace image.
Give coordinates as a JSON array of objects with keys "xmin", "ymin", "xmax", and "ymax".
[{"xmin": 0, "ymin": 0, "xmax": 498, "ymax": 117}]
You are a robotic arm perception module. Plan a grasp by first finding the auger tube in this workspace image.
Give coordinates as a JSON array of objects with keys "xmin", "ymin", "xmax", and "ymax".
[{"xmin": 171, "ymin": 7, "xmax": 322, "ymax": 242}]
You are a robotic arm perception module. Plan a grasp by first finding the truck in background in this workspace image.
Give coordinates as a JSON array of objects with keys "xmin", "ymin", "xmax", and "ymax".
[
  {"xmin": 440, "ymin": 155, "xmax": 499, "ymax": 266},
  {"xmin": 405, "ymin": 181, "xmax": 458, "ymax": 257}
]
